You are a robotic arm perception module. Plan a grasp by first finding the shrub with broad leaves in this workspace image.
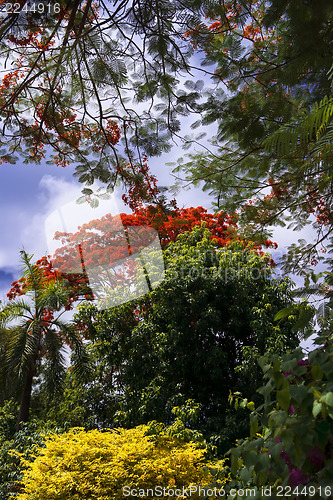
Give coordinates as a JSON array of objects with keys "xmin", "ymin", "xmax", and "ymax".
[{"xmin": 225, "ymin": 338, "xmax": 333, "ymax": 498}]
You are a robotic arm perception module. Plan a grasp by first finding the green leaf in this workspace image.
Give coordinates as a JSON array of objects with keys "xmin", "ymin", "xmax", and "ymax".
[
  {"xmin": 321, "ymin": 392, "xmax": 333, "ymax": 408},
  {"xmin": 247, "ymin": 401, "xmax": 256, "ymax": 411},
  {"xmin": 239, "ymin": 466, "xmax": 252, "ymax": 484},
  {"xmin": 258, "ymin": 381, "xmax": 274, "ymax": 400},
  {"xmin": 294, "ymin": 438, "xmax": 303, "ymax": 464},
  {"xmin": 242, "ymin": 449, "xmax": 258, "ymax": 467},
  {"xmin": 311, "ymin": 364, "xmax": 324, "ymax": 380},
  {"xmin": 274, "ymin": 305, "xmax": 296, "ymax": 321},
  {"xmin": 280, "ymin": 428, "xmax": 294, "ymax": 449},
  {"xmin": 231, "ymin": 454, "xmax": 242, "ymax": 476},
  {"xmin": 269, "ymin": 442, "xmax": 283, "ymax": 460},
  {"xmin": 289, "ymin": 384, "xmax": 308, "ymax": 405},
  {"xmin": 250, "ymin": 413, "xmax": 259, "ymax": 438},
  {"xmin": 312, "ymin": 388, "xmax": 322, "ymax": 399},
  {"xmin": 277, "ymin": 388, "xmax": 290, "ymax": 411},
  {"xmin": 313, "ymin": 401, "xmax": 322, "ymax": 418},
  {"xmin": 76, "ymin": 196, "xmax": 88, "ymax": 205}
]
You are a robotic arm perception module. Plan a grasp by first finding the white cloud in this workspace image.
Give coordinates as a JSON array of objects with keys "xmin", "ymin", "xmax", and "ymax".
[
  {"xmin": 18, "ymin": 176, "xmax": 82, "ymax": 262},
  {"xmin": 0, "ymin": 250, "xmax": 9, "ymax": 269},
  {"xmin": 16, "ymin": 175, "xmax": 129, "ymax": 264}
]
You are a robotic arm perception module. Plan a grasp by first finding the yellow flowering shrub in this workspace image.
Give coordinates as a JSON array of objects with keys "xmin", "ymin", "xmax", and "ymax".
[{"xmin": 14, "ymin": 425, "xmax": 228, "ymax": 499}]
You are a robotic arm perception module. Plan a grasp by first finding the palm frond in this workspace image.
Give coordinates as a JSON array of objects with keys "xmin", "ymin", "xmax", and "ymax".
[
  {"xmin": 0, "ymin": 300, "xmax": 32, "ymax": 327},
  {"xmin": 42, "ymin": 329, "xmax": 67, "ymax": 395},
  {"xmin": 263, "ymin": 95, "xmax": 333, "ymax": 156},
  {"xmin": 70, "ymin": 337, "xmax": 93, "ymax": 383},
  {"xmin": 19, "ymin": 250, "xmax": 44, "ymax": 293},
  {"xmin": 6, "ymin": 325, "xmax": 38, "ymax": 379}
]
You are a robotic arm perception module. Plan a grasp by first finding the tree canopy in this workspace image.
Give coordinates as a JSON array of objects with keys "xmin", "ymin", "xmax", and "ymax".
[
  {"xmin": 73, "ymin": 225, "xmax": 301, "ymax": 451},
  {"xmin": 0, "ymin": 0, "xmax": 209, "ymax": 204},
  {"xmin": 1, "ymin": 0, "xmax": 332, "ymax": 270},
  {"xmin": 14, "ymin": 425, "xmax": 228, "ymax": 500},
  {"xmin": 173, "ymin": 0, "xmax": 333, "ymax": 272}
]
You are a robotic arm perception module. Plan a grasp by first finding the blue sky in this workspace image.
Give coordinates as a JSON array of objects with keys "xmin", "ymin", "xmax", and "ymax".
[{"xmin": 0, "ymin": 161, "xmax": 80, "ymax": 299}]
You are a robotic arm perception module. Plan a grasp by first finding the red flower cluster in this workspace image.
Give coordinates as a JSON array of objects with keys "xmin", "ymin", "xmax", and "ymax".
[
  {"xmin": 118, "ymin": 155, "xmax": 159, "ymax": 211},
  {"xmin": 7, "ymin": 203, "xmax": 277, "ymax": 311},
  {"xmin": 6, "ymin": 279, "xmax": 24, "ymax": 300},
  {"xmin": 105, "ymin": 119, "xmax": 121, "ymax": 146},
  {"xmin": 6, "ymin": 255, "xmax": 92, "ymax": 308},
  {"xmin": 121, "ymin": 205, "xmax": 239, "ymax": 248}
]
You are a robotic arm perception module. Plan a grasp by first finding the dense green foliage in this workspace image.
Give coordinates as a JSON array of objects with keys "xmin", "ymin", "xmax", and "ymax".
[
  {"xmin": 225, "ymin": 338, "xmax": 333, "ymax": 496},
  {"xmin": 70, "ymin": 226, "xmax": 300, "ymax": 452}
]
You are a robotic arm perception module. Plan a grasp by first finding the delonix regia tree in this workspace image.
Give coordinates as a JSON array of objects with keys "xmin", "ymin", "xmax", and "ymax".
[
  {"xmin": 46, "ymin": 202, "xmax": 277, "ymax": 313},
  {"xmin": 0, "ymin": 0, "xmax": 212, "ymax": 204},
  {"xmin": 47, "ymin": 204, "xmax": 247, "ymax": 310},
  {"xmin": 73, "ymin": 225, "xmax": 304, "ymax": 451},
  {"xmin": 1, "ymin": 0, "xmax": 332, "ymax": 271}
]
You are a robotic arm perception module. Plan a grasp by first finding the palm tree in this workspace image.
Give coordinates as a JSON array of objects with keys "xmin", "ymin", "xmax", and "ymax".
[{"xmin": 0, "ymin": 250, "xmax": 90, "ymax": 430}]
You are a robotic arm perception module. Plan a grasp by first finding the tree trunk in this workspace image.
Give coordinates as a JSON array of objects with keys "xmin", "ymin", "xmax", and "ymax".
[{"xmin": 16, "ymin": 366, "xmax": 34, "ymax": 431}]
